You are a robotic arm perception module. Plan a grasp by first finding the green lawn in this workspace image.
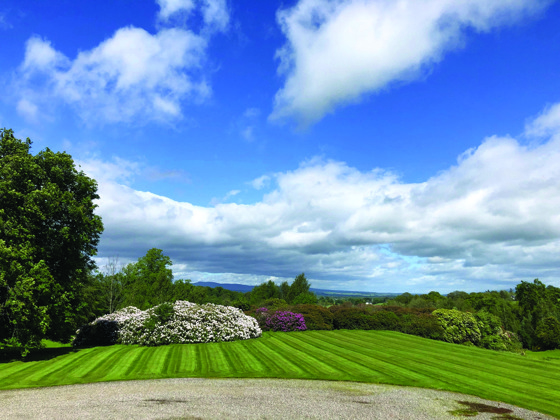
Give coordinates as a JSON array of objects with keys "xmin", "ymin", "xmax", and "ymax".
[{"xmin": 1, "ymin": 330, "xmax": 559, "ymax": 418}]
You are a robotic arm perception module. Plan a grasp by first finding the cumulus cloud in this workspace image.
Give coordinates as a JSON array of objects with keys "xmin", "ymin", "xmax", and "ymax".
[
  {"xmin": 15, "ymin": 1, "xmax": 228, "ymax": 124},
  {"xmin": 157, "ymin": 0, "xmax": 196, "ymax": 21},
  {"xmin": 270, "ymin": 0, "xmax": 551, "ymax": 125},
  {"xmin": 157, "ymin": 0, "xmax": 229, "ymax": 31},
  {"xmin": 16, "ymin": 98, "xmax": 39, "ymax": 122},
  {"xmin": 525, "ymin": 103, "xmax": 560, "ymax": 138},
  {"xmin": 89, "ymin": 103, "xmax": 560, "ymax": 292}
]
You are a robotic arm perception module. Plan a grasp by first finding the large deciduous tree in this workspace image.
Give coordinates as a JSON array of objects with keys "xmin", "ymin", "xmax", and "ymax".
[{"xmin": 0, "ymin": 129, "xmax": 103, "ymax": 353}]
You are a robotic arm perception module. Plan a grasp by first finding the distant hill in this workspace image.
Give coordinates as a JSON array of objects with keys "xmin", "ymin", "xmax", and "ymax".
[
  {"xmin": 192, "ymin": 282, "xmax": 254, "ymax": 293},
  {"xmin": 191, "ymin": 281, "xmax": 398, "ymax": 298}
]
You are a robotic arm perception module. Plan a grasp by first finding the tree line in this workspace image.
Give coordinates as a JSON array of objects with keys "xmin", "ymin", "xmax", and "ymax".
[
  {"xmin": 86, "ymin": 248, "xmax": 318, "ymax": 316},
  {"xmin": 385, "ymin": 280, "xmax": 560, "ymax": 350}
]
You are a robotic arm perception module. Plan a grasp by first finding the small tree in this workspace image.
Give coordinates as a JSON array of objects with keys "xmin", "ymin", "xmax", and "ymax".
[
  {"xmin": 120, "ymin": 248, "xmax": 173, "ymax": 310},
  {"xmin": 287, "ymin": 273, "xmax": 314, "ymax": 304}
]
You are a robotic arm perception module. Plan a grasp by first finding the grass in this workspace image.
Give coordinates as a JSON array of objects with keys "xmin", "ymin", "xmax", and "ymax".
[{"xmin": 1, "ymin": 330, "xmax": 559, "ymax": 418}]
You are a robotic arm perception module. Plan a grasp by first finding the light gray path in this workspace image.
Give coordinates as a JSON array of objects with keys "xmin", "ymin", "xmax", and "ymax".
[{"xmin": 0, "ymin": 378, "xmax": 555, "ymax": 420}]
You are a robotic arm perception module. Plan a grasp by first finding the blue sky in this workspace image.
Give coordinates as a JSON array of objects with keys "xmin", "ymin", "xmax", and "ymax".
[{"xmin": 1, "ymin": 0, "xmax": 560, "ymax": 293}]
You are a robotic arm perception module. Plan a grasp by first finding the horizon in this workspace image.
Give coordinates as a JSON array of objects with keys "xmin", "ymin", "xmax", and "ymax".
[{"xmin": 1, "ymin": 0, "xmax": 559, "ymax": 294}]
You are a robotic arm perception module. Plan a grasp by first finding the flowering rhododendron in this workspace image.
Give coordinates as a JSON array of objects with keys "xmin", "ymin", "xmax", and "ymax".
[
  {"xmin": 74, "ymin": 301, "xmax": 261, "ymax": 347},
  {"xmin": 263, "ymin": 311, "xmax": 307, "ymax": 332}
]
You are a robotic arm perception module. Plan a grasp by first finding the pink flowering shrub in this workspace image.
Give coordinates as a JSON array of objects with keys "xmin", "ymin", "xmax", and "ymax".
[{"xmin": 263, "ymin": 311, "xmax": 307, "ymax": 332}]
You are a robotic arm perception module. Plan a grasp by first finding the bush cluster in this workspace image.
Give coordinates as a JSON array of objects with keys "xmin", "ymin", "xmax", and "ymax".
[
  {"xmin": 249, "ymin": 303, "xmax": 519, "ymax": 351},
  {"xmin": 249, "ymin": 304, "xmax": 443, "ymax": 339},
  {"xmin": 255, "ymin": 308, "xmax": 307, "ymax": 332},
  {"xmin": 433, "ymin": 309, "xmax": 521, "ymax": 351},
  {"xmin": 74, "ymin": 301, "xmax": 261, "ymax": 347}
]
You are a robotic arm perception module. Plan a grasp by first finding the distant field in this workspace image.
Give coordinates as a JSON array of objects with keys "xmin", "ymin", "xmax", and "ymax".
[{"xmin": 1, "ymin": 330, "xmax": 559, "ymax": 418}]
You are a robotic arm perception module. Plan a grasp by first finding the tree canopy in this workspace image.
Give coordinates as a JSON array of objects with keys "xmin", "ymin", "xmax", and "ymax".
[
  {"xmin": 120, "ymin": 248, "xmax": 174, "ymax": 310},
  {"xmin": 0, "ymin": 129, "xmax": 103, "ymax": 353}
]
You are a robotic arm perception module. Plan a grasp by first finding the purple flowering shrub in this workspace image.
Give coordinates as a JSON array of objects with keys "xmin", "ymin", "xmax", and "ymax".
[{"xmin": 263, "ymin": 311, "xmax": 307, "ymax": 332}]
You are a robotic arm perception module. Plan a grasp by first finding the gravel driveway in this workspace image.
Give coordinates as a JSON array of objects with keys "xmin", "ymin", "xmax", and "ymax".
[{"xmin": 0, "ymin": 378, "xmax": 555, "ymax": 420}]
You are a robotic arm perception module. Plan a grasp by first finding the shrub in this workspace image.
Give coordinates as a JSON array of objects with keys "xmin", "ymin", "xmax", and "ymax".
[
  {"xmin": 261, "ymin": 298, "xmax": 288, "ymax": 310},
  {"xmin": 479, "ymin": 334, "xmax": 509, "ymax": 351},
  {"xmin": 400, "ymin": 314, "xmax": 444, "ymax": 340},
  {"xmin": 232, "ymin": 300, "xmax": 250, "ymax": 311},
  {"xmin": 73, "ymin": 306, "xmax": 142, "ymax": 347},
  {"xmin": 474, "ymin": 311, "xmax": 502, "ymax": 337},
  {"xmin": 433, "ymin": 309, "xmax": 481, "ymax": 345},
  {"xmin": 290, "ymin": 304, "xmax": 334, "ymax": 330},
  {"xmin": 74, "ymin": 301, "xmax": 261, "ymax": 347},
  {"xmin": 292, "ymin": 292, "xmax": 318, "ymax": 305},
  {"xmin": 264, "ymin": 311, "xmax": 307, "ymax": 332}
]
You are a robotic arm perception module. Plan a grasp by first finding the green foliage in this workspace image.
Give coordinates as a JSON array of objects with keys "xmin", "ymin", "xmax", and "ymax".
[
  {"xmin": 433, "ymin": 309, "xmax": 482, "ymax": 345},
  {"xmin": 290, "ymin": 304, "xmax": 334, "ymax": 330},
  {"xmin": 292, "ymin": 291, "xmax": 318, "ymax": 305},
  {"xmin": 249, "ymin": 280, "xmax": 280, "ymax": 304},
  {"xmin": 143, "ymin": 301, "xmax": 175, "ymax": 333},
  {"xmin": 247, "ymin": 273, "xmax": 317, "ymax": 307},
  {"xmin": 536, "ymin": 317, "xmax": 560, "ymax": 350},
  {"xmin": 287, "ymin": 273, "xmax": 312, "ymax": 303},
  {"xmin": 0, "ymin": 129, "xmax": 103, "ymax": 353},
  {"xmin": 261, "ymin": 298, "xmax": 287, "ymax": 309},
  {"xmin": 516, "ymin": 279, "xmax": 560, "ymax": 349},
  {"xmin": 120, "ymin": 248, "xmax": 174, "ymax": 310}
]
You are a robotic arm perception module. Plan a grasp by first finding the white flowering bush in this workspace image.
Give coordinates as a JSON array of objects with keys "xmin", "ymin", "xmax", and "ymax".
[{"xmin": 73, "ymin": 301, "xmax": 261, "ymax": 347}]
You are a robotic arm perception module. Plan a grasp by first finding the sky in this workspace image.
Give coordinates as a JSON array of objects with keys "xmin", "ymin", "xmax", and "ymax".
[{"xmin": 1, "ymin": 0, "xmax": 560, "ymax": 293}]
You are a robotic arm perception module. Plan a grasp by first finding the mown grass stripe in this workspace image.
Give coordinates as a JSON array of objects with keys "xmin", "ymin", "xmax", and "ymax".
[
  {"xmin": 1, "ymin": 348, "xmax": 100, "ymax": 387},
  {"xmin": 326, "ymin": 331, "xmax": 558, "ymax": 413},
  {"xmin": 122, "ymin": 346, "xmax": 150, "ymax": 377},
  {"xmin": 1, "ymin": 330, "xmax": 559, "ymax": 419},
  {"xmin": 261, "ymin": 334, "xmax": 325, "ymax": 378},
  {"xmin": 235, "ymin": 339, "xmax": 290, "ymax": 377},
  {"xmin": 326, "ymin": 332, "xmax": 532, "ymax": 389},
  {"xmin": 289, "ymin": 334, "xmax": 386, "ymax": 380},
  {"xmin": 76, "ymin": 346, "xmax": 132, "ymax": 381},
  {"xmin": 160, "ymin": 345, "xmax": 175, "ymax": 375},
  {"xmin": 271, "ymin": 333, "xmax": 349, "ymax": 378},
  {"xmin": 124, "ymin": 346, "xmax": 158, "ymax": 378},
  {"xmin": 237, "ymin": 338, "xmax": 281, "ymax": 376},
  {"xmin": 165, "ymin": 345, "xmax": 183, "ymax": 375},
  {"xmin": 336, "ymin": 330, "xmax": 560, "ymax": 398},
  {"xmin": 301, "ymin": 331, "xmax": 439, "ymax": 386},
  {"xmin": 356, "ymin": 331, "xmax": 560, "ymax": 384}
]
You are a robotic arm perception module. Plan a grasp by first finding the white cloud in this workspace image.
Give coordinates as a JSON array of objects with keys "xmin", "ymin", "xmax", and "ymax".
[
  {"xmin": 89, "ymin": 103, "xmax": 560, "ymax": 292},
  {"xmin": 525, "ymin": 103, "xmax": 560, "ymax": 138},
  {"xmin": 15, "ymin": 1, "xmax": 229, "ymax": 125},
  {"xmin": 22, "ymin": 36, "xmax": 68, "ymax": 71},
  {"xmin": 201, "ymin": 0, "xmax": 229, "ymax": 32},
  {"xmin": 16, "ymin": 99, "xmax": 39, "ymax": 122},
  {"xmin": 77, "ymin": 156, "xmax": 141, "ymax": 185},
  {"xmin": 157, "ymin": 0, "xmax": 196, "ymax": 21},
  {"xmin": 250, "ymin": 175, "xmax": 271, "ymax": 190},
  {"xmin": 157, "ymin": 0, "xmax": 229, "ymax": 31},
  {"xmin": 270, "ymin": 0, "xmax": 551, "ymax": 125}
]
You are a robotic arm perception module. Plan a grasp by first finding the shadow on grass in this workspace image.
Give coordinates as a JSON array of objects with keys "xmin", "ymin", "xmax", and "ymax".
[{"xmin": 0, "ymin": 346, "xmax": 79, "ymax": 363}]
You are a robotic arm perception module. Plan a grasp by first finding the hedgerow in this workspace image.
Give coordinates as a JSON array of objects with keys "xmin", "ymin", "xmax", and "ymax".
[{"xmin": 74, "ymin": 301, "xmax": 261, "ymax": 347}]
